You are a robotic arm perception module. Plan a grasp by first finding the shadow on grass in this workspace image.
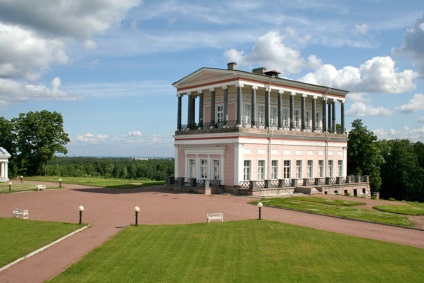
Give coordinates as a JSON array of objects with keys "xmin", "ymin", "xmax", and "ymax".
[{"xmin": 70, "ymin": 185, "xmax": 186, "ymax": 195}]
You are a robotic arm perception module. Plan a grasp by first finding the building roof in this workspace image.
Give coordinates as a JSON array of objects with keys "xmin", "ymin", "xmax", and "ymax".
[
  {"xmin": 0, "ymin": 147, "xmax": 11, "ymax": 158},
  {"xmin": 172, "ymin": 63, "xmax": 348, "ymax": 100}
]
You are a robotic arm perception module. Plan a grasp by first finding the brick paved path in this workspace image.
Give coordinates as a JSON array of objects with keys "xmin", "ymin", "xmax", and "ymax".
[{"xmin": 0, "ymin": 182, "xmax": 423, "ymax": 283}]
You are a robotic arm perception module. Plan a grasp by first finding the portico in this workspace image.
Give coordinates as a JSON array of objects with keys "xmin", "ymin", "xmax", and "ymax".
[{"xmin": 0, "ymin": 147, "xmax": 11, "ymax": 182}]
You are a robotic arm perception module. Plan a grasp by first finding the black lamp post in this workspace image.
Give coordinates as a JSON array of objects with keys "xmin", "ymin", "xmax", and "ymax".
[
  {"xmin": 8, "ymin": 182, "xmax": 12, "ymax": 193},
  {"xmin": 257, "ymin": 202, "xmax": 263, "ymax": 220},
  {"xmin": 59, "ymin": 178, "xmax": 62, "ymax": 188},
  {"xmin": 78, "ymin": 205, "xmax": 84, "ymax": 225},
  {"xmin": 20, "ymin": 176, "xmax": 23, "ymax": 183},
  {"xmin": 134, "ymin": 206, "xmax": 140, "ymax": 226}
]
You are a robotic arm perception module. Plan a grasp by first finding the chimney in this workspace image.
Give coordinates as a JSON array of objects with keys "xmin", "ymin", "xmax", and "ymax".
[
  {"xmin": 227, "ymin": 62, "xmax": 237, "ymax": 70},
  {"xmin": 252, "ymin": 67, "xmax": 267, "ymax": 75}
]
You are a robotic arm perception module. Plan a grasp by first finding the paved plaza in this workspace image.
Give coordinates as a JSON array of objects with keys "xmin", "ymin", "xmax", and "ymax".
[{"xmin": 0, "ymin": 182, "xmax": 423, "ymax": 283}]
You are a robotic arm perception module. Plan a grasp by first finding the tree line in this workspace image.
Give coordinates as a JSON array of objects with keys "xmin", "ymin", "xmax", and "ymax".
[
  {"xmin": 46, "ymin": 157, "xmax": 174, "ymax": 181},
  {"xmin": 1, "ymin": 111, "xmax": 423, "ymax": 201},
  {"xmin": 348, "ymin": 119, "xmax": 424, "ymax": 202},
  {"xmin": 0, "ymin": 110, "xmax": 69, "ymax": 176}
]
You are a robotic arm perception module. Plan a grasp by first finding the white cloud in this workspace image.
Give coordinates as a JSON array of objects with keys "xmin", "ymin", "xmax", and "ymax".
[
  {"xmin": 396, "ymin": 93, "xmax": 424, "ymax": 112},
  {"xmin": 354, "ymin": 23, "xmax": 369, "ymax": 35},
  {"xmin": 346, "ymin": 101, "xmax": 391, "ymax": 117},
  {"xmin": 301, "ymin": 56, "xmax": 417, "ymax": 93},
  {"xmin": 224, "ymin": 30, "xmax": 309, "ymax": 75},
  {"xmin": 374, "ymin": 126, "xmax": 424, "ymax": 142},
  {"xmin": 397, "ymin": 14, "xmax": 424, "ymax": 74},
  {"xmin": 128, "ymin": 131, "xmax": 142, "ymax": 137},
  {"xmin": 0, "ymin": 77, "xmax": 78, "ymax": 108},
  {"xmin": 0, "ymin": 0, "xmax": 140, "ymax": 108}
]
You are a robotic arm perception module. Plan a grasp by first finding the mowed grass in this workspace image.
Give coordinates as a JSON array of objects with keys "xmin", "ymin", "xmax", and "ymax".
[
  {"xmin": 25, "ymin": 176, "xmax": 164, "ymax": 189},
  {"xmin": 51, "ymin": 220, "xmax": 424, "ymax": 283},
  {"xmin": 0, "ymin": 181, "xmax": 56, "ymax": 193},
  {"xmin": 0, "ymin": 218, "xmax": 82, "ymax": 267},
  {"xmin": 256, "ymin": 197, "xmax": 413, "ymax": 227},
  {"xmin": 374, "ymin": 202, "xmax": 424, "ymax": 215}
]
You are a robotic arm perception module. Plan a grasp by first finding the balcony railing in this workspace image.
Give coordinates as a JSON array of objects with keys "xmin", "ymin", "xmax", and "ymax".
[{"xmin": 238, "ymin": 175, "xmax": 369, "ymax": 189}]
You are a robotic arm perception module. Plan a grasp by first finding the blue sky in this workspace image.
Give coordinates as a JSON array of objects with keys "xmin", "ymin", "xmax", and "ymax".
[{"xmin": 1, "ymin": 0, "xmax": 423, "ymax": 157}]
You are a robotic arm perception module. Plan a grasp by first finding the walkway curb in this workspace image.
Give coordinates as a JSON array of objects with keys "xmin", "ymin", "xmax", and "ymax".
[{"xmin": 0, "ymin": 224, "xmax": 90, "ymax": 272}]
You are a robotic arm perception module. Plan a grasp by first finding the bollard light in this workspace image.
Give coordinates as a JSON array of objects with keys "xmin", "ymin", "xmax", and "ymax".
[
  {"xmin": 8, "ymin": 182, "xmax": 12, "ymax": 193},
  {"xmin": 257, "ymin": 202, "xmax": 263, "ymax": 220},
  {"xmin": 20, "ymin": 176, "xmax": 23, "ymax": 183},
  {"xmin": 78, "ymin": 205, "xmax": 85, "ymax": 225},
  {"xmin": 134, "ymin": 206, "xmax": 140, "ymax": 226},
  {"xmin": 59, "ymin": 178, "xmax": 62, "ymax": 188}
]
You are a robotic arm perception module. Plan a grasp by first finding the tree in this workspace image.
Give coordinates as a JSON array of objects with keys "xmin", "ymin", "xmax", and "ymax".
[
  {"xmin": 0, "ymin": 117, "xmax": 18, "ymax": 175},
  {"xmin": 13, "ymin": 110, "xmax": 70, "ymax": 175},
  {"xmin": 347, "ymin": 119, "xmax": 384, "ymax": 192},
  {"xmin": 378, "ymin": 139, "xmax": 424, "ymax": 201}
]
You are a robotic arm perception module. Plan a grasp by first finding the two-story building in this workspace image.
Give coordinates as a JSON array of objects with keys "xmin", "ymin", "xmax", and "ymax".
[{"xmin": 172, "ymin": 62, "xmax": 370, "ymax": 197}]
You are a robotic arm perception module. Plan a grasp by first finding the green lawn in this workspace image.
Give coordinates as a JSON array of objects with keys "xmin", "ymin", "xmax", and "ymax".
[
  {"xmin": 24, "ymin": 176, "xmax": 164, "ymax": 189},
  {"xmin": 0, "ymin": 218, "xmax": 82, "ymax": 267},
  {"xmin": 374, "ymin": 202, "xmax": 424, "ymax": 215},
  {"xmin": 255, "ymin": 197, "xmax": 413, "ymax": 227},
  {"xmin": 51, "ymin": 220, "xmax": 424, "ymax": 283},
  {"xmin": 0, "ymin": 181, "xmax": 57, "ymax": 193}
]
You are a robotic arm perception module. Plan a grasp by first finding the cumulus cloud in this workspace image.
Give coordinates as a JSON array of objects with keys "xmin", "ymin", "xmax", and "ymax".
[
  {"xmin": 128, "ymin": 130, "xmax": 142, "ymax": 137},
  {"xmin": 374, "ymin": 126, "xmax": 424, "ymax": 142},
  {"xmin": 396, "ymin": 93, "xmax": 424, "ymax": 112},
  {"xmin": 346, "ymin": 101, "xmax": 391, "ymax": 117},
  {"xmin": 396, "ymin": 13, "xmax": 424, "ymax": 74},
  {"xmin": 301, "ymin": 56, "xmax": 417, "ymax": 93},
  {"xmin": 0, "ymin": 0, "xmax": 140, "ymax": 108},
  {"xmin": 224, "ymin": 30, "xmax": 311, "ymax": 75},
  {"xmin": 0, "ymin": 77, "xmax": 78, "ymax": 109}
]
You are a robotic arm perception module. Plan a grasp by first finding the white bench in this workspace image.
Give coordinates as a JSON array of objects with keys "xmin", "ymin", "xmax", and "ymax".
[
  {"xmin": 36, "ymin": 184, "xmax": 46, "ymax": 191},
  {"xmin": 13, "ymin": 209, "xmax": 28, "ymax": 219},
  {"xmin": 207, "ymin": 212, "xmax": 223, "ymax": 223}
]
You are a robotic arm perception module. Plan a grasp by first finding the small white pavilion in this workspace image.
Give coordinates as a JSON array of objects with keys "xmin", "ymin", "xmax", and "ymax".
[{"xmin": 0, "ymin": 147, "xmax": 11, "ymax": 182}]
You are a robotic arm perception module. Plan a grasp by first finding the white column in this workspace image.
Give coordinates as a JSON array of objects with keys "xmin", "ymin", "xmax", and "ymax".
[
  {"xmin": 174, "ymin": 145, "xmax": 179, "ymax": 178},
  {"xmin": 208, "ymin": 154, "xmax": 211, "ymax": 180},
  {"xmin": 234, "ymin": 143, "xmax": 243, "ymax": 185},
  {"xmin": 343, "ymin": 147, "xmax": 347, "ymax": 177},
  {"xmin": 184, "ymin": 153, "xmax": 188, "ymax": 179},
  {"xmin": 0, "ymin": 162, "xmax": 3, "ymax": 178},
  {"xmin": 220, "ymin": 154, "xmax": 225, "ymax": 185},
  {"xmin": 5, "ymin": 161, "xmax": 9, "ymax": 179}
]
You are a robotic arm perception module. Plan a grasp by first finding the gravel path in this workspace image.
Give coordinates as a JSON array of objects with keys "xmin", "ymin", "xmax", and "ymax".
[{"xmin": 0, "ymin": 182, "xmax": 423, "ymax": 283}]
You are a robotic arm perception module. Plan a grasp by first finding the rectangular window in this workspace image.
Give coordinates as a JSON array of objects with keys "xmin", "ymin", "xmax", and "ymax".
[
  {"xmin": 282, "ymin": 108, "xmax": 289, "ymax": 127},
  {"xmin": 271, "ymin": 160, "xmax": 278, "ymax": 179},
  {"xmin": 243, "ymin": 103, "xmax": 251, "ymax": 124},
  {"xmin": 189, "ymin": 159, "xmax": 196, "ymax": 178},
  {"xmin": 318, "ymin": 160, "xmax": 324, "ymax": 177},
  {"xmin": 216, "ymin": 105, "xmax": 224, "ymax": 123},
  {"xmin": 257, "ymin": 105, "xmax": 265, "ymax": 125},
  {"xmin": 328, "ymin": 160, "xmax": 333, "ymax": 177},
  {"xmin": 296, "ymin": 160, "xmax": 302, "ymax": 179},
  {"xmin": 283, "ymin": 160, "xmax": 291, "ymax": 179},
  {"xmin": 200, "ymin": 159, "xmax": 208, "ymax": 179},
  {"xmin": 307, "ymin": 160, "xmax": 313, "ymax": 178},
  {"xmin": 270, "ymin": 106, "xmax": 278, "ymax": 126},
  {"xmin": 258, "ymin": 160, "xmax": 265, "ymax": 180},
  {"xmin": 338, "ymin": 160, "xmax": 343, "ymax": 177},
  {"xmin": 213, "ymin": 159, "xmax": 220, "ymax": 180},
  {"xmin": 316, "ymin": 112, "xmax": 321, "ymax": 129},
  {"xmin": 305, "ymin": 111, "xmax": 310, "ymax": 128},
  {"xmin": 294, "ymin": 109, "xmax": 300, "ymax": 128},
  {"xmin": 243, "ymin": 160, "xmax": 251, "ymax": 180}
]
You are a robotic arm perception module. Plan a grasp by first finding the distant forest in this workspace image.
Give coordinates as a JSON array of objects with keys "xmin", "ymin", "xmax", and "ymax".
[{"xmin": 46, "ymin": 157, "xmax": 174, "ymax": 181}]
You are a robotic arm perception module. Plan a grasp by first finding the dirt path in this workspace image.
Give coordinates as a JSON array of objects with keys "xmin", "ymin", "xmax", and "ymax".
[{"xmin": 0, "ymin": 182, "xmax": 423, "ymax": 283}]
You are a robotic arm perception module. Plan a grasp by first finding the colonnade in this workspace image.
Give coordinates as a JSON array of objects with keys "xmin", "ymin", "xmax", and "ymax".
[
  {"xmin": 177, "ymin": 84, "xmax": 345, "ymax": 134},
  {"xmin": 0, "ymin": 161, "xmax": 9, "ymax": 180}
]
